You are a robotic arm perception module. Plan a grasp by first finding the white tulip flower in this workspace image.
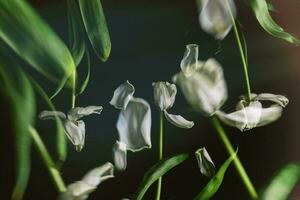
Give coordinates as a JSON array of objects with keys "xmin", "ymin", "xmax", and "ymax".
[
  {"xmin": 152, "ymin": 81, "xmax": 194, "ymax": 129},
  {"xmin": 39, "ymin": 106, "xmax": 103, "ymax": 151},
  {"xmin": 195, "ymin": 147, "xmax": 216, "ymax": 178}
]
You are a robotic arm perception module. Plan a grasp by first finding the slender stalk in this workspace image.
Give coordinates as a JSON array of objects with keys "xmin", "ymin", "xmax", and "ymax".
[
  {"xmin": 155, "ymin": 111, "xmax": 164, "ymax": 200},
  {"xmin": 29, "ymin": 126, "xmax": 66, "ymax": 192},
  {"xmin": 71, "ymin": 70, "xmax": 76, "ymax": 108},
  {"xmin": 225, "ymin": 0, "xmax": 252, "ymax": 102},
  {"xmin": 211, "ymin": 116, "xmax": 258, "ymax": 199}
]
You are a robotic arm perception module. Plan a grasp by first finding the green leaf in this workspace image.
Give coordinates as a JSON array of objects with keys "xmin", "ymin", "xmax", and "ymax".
[
  {"xmin": 77, "ymin": 49, "xmax": 91, "ymax": 95},
  {"xmin": 247, "ymin": 0, "xmax": 300, "ymax": 44},
  {"xmin": 259, "ymin": 164, "xmax": 300, "ymax": 200},
  {"xmin": 0, "ymin": 51, "xmax": 35, "ymax": 200},
  {"xmin": 0, "ymin": 0, "xmax": 75, "ymax": 85},
  {"xmin": 193, "ymin": 151, "xmax": 237, "ymax": 200},
  {"xmin": 79, "ymin": 0, "xmax": 111, "ymax": 61},
  {"xmin": 31, "ymin": 79, "xmax": 67, "ymax": 165},
  {"xmin": 67, "ymin": 0, "xmax": 86, "ymax": 66},
  {"xmin": 135, "ymin": 154, "xmax": 188, "ymax": 200}
]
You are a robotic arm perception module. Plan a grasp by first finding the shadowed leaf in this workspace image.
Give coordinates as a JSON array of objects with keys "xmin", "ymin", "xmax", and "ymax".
[{"xmin": 77, "ymin": 50, "xmax": 91, "ymax": 95}]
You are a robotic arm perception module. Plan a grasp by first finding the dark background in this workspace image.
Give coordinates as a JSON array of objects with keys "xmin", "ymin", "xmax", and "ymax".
[{"xmin": 1, "ymin": 0, "xmax": 300, "ymax": 199}]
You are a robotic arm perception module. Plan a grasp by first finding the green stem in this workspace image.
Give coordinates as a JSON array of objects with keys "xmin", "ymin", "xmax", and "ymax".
[
  {"xmin": 71, "ymin": 70, "xmax": 76, "ymax": 108},
  {"xmin": 29, "ymin": 126, "xmax": 66, "ymax": 192},
  {"xmin": 155, "ymin": 111, "xmax": 164, "ymax": 200},
  {"xmin": 226, "ymin": 0, "xmax": 252, "ymax": 102},
  {"xmin": 211, "ymin": 116, "xmax": 258, "ymax": 199}
]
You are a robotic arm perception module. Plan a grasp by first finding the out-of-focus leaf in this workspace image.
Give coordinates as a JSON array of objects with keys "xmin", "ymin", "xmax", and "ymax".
[
  {"xmin": 79, "ymin": 0, "xmax": 111, "ymax": 61},
  {"xmin": 67, "ymin": 0, "xmax": 86, "ymax": 66},
  {"xmin": 31, "ymin": 80, "xmax": 67, "ymax": 165},
  {"xmin": 135, "ymin": 154, "xmax": 188, "ymax": 200},
  {"xmin": 259, "ymin": 164, "xmax": 300, "ymax": 200},
  {"xmin": 0, "ymin": 0, "xmax": 75, "ymax": 86},
  {"xmin": 0, "ymin": 54, "xmax": 35, "ymax": 200},
  {"xmin": 193, "ymin": 151, "xmax": 237, "ymax": 200},
  {"xmin": 247, "ymin": 0, "xmax": 300, "ymax": 44},
  {"xmin": 77, "ymin": 50, "xmax": 91, "ymax": 95}
]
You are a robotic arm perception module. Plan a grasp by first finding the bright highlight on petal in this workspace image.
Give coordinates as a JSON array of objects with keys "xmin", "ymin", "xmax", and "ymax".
[
  {"xmin": 39, "ymin": 111, "xmax": 66, "ymax": 120},
  {"xmin": 68, "ymin": 106, "xmax": 103, "ymax": 121},
  {"xmin": 64, "ymin": 120, "xmax": 86, "ymax": 152},
  {"xmin": 180, "ymin": 44, "xmax": 199, "ymax": 77},
  {"xmin": 110, "ymin": 81, "xmax": 135, "ymax": 110},
  {"xmin": 164, "ymin": 111, "xmax": 194, "ymax": 129},
  {"xmin": 112, "ymin": 141, "xmax": 127, "ymax": 171},
  {"xmin": 195, "ymin": 147, "xmax": 216, "ymax": 178}
]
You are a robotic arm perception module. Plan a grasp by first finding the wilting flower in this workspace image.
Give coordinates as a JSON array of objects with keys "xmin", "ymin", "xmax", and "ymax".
[
  {"xmin": 195, "ymin": 147, "xmax": 216, "ymax": 178},
  {"xmin": 110, "ymin": 81, "xmax": 152, "ymax": 171},
  {"xmin": 173, "ymin": 44, "xmax": 227, "ymax": 116},
  {"xmin": 152, "ymin": 81, "xmax": 194, "ymax": 129},
  {"xmin": 39, "ymin": 106, "xmax": 102, "ymax": 151},
  {"xmin": 197, "ymin": 0, "xmax": 237, "ymax": 40},
  {"xmin": 216, "ymin": 93, "xmax": 289, "ymax": 131},
  {"xmin": 59, "ymin": 162, "xmax": 114, "ymax": 200}
]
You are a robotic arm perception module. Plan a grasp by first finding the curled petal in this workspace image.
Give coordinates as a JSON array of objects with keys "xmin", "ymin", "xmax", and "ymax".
[
  {"xmin": 39, "ymin": 110, "xmax": 66, "ymax": 120},
  {"xmin": 67, "ymin": 106, "xmax": 103, "ymax": 121},
  {"xmin": 152, "ymin": 81, "xmax": 177, "ymax": 111},
  {"xmin": 195, "ymin": 147, "xmax": 216, "ymax": 178},
  {"xmin": 198, "ymin": 0, "xmax": 236, "ymax": 40},
  {"xmin": 112, "ymin": 141, "xmax": 127, "ymax": 171},
  {"xmin": 64, "ymin": 120, "xmax": 85, "ymax": 151},
  {"xmin": 257, "ymin": 105, "xmax": 283, "ymax": 127},
  {"xmin": 110, "ymin": 80, "xmax": 135, "ymax": 110},
  {"xmin": 180, "ymin": 44, "xmax": 199, "ymax": 77},
  {"xmin": 117, "ymin": 97, "xmax": 152, "ymax": 152},
  {"xmin": 173, "ymin": 58, "xmax": 227, "ymax": 116},
  {"xmin": 82, "ymin": 162, "xmax": 114, "ymax": 187},
  {"xmin": 216, "ymin": 101, "xmax": 262, "ymax": 131},
  {"xmin": 59, "ymin": 181, "xmax": 95, "ymax": 200},
  {"xmin": 255, "ymin": 93, "xmax": 289, "ymax": 107},
  {"xmin": 164, "ymin": 111, "xmax": 194, "ymax": 129}
]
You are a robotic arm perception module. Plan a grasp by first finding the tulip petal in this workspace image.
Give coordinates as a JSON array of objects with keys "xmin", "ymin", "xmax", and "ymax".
[
  {"xmin": 110, "ymin": 81, "xmax": 135, "ymax": 110},
  {"xmin": 82, "ymin": 162, "xmax": 114, "ymax": 187},
  {"xmin": 152, "ymin": 81, "xmax": 177, "ymax": 111},
  {"xmin": 195, "ymin": 147, "xmax": 216, "ymax": 178},
  {"xmin": 38, "ymin": 110, "xmax": 66, "ymax": 120},
  {"xmin": 180, "ymin": 44, "xmax": 199, "ymax": 77},
  {"xmin": 257, "ymin": 105, "xmax": 283, "ymax": 127},
  {"xmin": 255, "ymin": 93, "xmax": 289, "ymax": 107},
  {"xmin": 67, "ymin": 106, "xmax": 103, "ymax": 121},
  {"xmin": 216, "ymin": 101, "xmax": 262, "ymax": 131},
  {"xmin": 164, "ymin": 111, "xmax": 194, "ymax": 129},
  {"xmin": 59, "ymin": 181, "xmax": 95, "ymax": 200},
  {"xmin": 112, "ymin": 141, "xmax": 127, "ymax": 171},
  {"xmin": 173, "ymin": 58, "xmax": 227, "ymax": 116},
  {"xmin": 64, "ymin": 120, "xmax": 85, "ymax": 151},
  {"xmin": 198, "ymin": 0, "xmax": 236, "ymax": 40},
  {"xmin": 117, "ymin": 97, "xmax": 152, "ymax": 152}
]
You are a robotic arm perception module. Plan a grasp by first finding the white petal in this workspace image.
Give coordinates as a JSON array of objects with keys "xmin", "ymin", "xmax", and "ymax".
[
  {"xmin": 59, "ymin": 181, "xmax": 95, "ymax": 200},
  {"xmin": 257, "ymin": 105, "xmax": 283, "ymax": 127},
  {"xmin": 64, "ymin": 120, "xmax": 85, "ymax": 151},
  {"xmin": 173, "ymin": 58, "xmax": 227, "ymax": 116},
  {"xmin": 39, "ymin": 111, "xmax": 66, "ymax": 120},
  {"xmin": 67, "ymin": 106, "xmax": 103, "ymax": 121},
  {"xmin": 255, "ymin": 93, "xmax": 289, "ymax": 107},
  {"xmin": 112, "ymin": 141, "xmax": 127, "ymax": 171},
  {"xmin": 117, "ymin": 97, "xmax": 152, "ymax": 152},
  {"xmin": 110, "ymin": 80, "xmax": 135, "ymax": 110},
  {"xmin": 82, "ymin": 162, "xmax": 114, "ymax": 187},
  {"xmin": 152, "ymin": 81, "xmax": 177, "ymax": 111},
  {"xmin": 164, "ymin": 111, "xmax": 194, "ymax": 129},
  {"xmin": 180, "ymin": 44, "xmax": 199, "ymax": 77},
  {"xmin": 216, "ymin": 101, "xmax": 262, "ymax": 131},
  {"xmin": 198, "ymin": 0, "xmax": 236, "ymax": 40},
  {"xmin": 195, "ymin": 147, "xmax": 216, "ymax": 178}
]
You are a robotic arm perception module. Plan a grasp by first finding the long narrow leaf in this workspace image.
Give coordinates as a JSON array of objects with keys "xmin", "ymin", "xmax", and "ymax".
[
  {"xmin": 0, "ymin": 53, "xmax": 35, "ymax": 200},
  {"xmin": 247, "ymin": 0, "xmax": 300, "ymax": 44},
  {"xmin": 193, "ymin": 151, "xmax": 237, "ymax": 200},
  {"xmin": 77, "ymin": 49, "xmax": 91, "ymax": 95},
  {"xmin": 67, "ymin": 0, "xmax": 86, "ymax": 66},
  {"xmin": 79, "ymin": 0, "xmax": 111, "ymax": 61},
  {"xmin": 0, "ymin": 0, "xmax": 75, "ymax": 85},
  {"xmin": 135, "ymin": 154, "xmax": 188, "ymax": 200},
  {"xmin": 259, "ymin": 164, "xmax": 300, "ymax": 200}
]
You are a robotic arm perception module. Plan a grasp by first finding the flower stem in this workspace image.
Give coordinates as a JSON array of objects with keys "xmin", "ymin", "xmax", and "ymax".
[
  {"xmin": 155, "ymin": 111, "xmax": 164, "ymax": 200},
  {"xmin": 71, "ymin": 70, "xmax": 76, "ymax": 109},
  {"xmin": 210, "ymin": 116, "xmax": 258, "ymax": 199},
  {"xmin": 225, "ymin": 0, "xmax": 252, "ymax": 102},
  {"xmin": 29, "ymin": 126, "xmax": 66, "ymax": 192}
]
